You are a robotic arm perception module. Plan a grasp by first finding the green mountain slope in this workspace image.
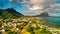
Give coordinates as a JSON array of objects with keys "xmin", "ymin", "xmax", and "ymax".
[{"xmin": 0, "ymin": 8, "xmax": 23, "ymax": 19}]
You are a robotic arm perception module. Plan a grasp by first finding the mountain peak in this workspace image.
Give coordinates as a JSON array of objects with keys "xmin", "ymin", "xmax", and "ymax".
[
  {"xmin": 0, "ymin": 8, "xmax": 24, "ymax": 19},
  {"xmin": 35, "ymin": 12, "xmax": 49, "ymax": 17},
  {"xmin": 5, "ymin": 8, "xmax": 24, "ymax": 16},
  {"xmin": 6, "ymin": 8, "xmax": 15, "ymax": 10}
]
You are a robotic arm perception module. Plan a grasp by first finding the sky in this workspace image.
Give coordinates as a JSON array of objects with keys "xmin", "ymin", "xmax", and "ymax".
[{"xmin": 0, "ymin": 0, "xmax": 60, "ymax": 16}]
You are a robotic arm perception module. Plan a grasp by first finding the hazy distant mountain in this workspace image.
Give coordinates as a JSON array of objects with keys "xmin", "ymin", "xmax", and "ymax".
[
  {"xmin": 0, "ymin": 8, "xmax": 23, "ymax": 19},
  {"xmin": 35, "ymin": 12, "xmax": 49, "ymax": 17},
  {"xmin": 24, "ymin": 12, "xmax": 49, "ymax": 17}
]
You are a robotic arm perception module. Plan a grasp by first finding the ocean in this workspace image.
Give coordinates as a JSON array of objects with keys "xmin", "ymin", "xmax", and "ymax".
[{"xmin": 36, "ymin": 17, "xmax": 60, "ymax": 27}]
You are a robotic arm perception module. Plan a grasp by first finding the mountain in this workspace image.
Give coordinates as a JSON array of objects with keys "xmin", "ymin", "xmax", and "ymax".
[
  {"xmin": 25, "ymin": 12, "xmax": 49, "ymax": 17},
  {"xmin": 5, "ymin": 8, "xmax": 23, "ymax": 16},
  {"xmin": 35, "ymin": 12, "xmax": 49, "ymax": 17},
  {"xmin": 0, "ymin": 8, "xmax": 23, "ymax": 19}
]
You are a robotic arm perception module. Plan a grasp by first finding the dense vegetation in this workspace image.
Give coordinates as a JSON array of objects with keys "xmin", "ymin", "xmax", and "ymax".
[
  {"xmin": 0, "ymin": 17, "xmax": 60, "ymax": 34},
  {"xmin": 0, "ymin": 11, "xmax": 17, "ymax": 19},
  {"xmin": 0, "ymin": 8, "xmax": 60, "ymax": 34},
  {"xmin": 0, "ymin": 8, "xmax": 23, "ymax": 19}
]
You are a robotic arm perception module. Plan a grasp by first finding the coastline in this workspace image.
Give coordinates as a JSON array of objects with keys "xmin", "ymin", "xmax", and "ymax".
[{"xmin": 35, "ymin": 17, "xmax": 60, "ymax": 27}]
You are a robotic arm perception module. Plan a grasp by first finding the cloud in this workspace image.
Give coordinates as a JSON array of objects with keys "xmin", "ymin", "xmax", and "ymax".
[
  {"xmin": 9, "ymin": 0, "xmax": 60, "ymax": 16},
  {"xmin": 9, "ymin": 0, "xmax": 20, "ymax": 4},
  {"xmin": 9, "ymin": 0, "xmax": 12, "ymax": 2},
  {"xmin": 23, "ymin": 4, "xmax": 60, "ymax": 16},
  {"xmin": 52, "ymin": 4, "xmax": 60, "ymax": 9},
  {"xmin": 48, "ymin": 13, "xmax": 60, "ymax": 16},
  {"xmin": 23, "ymin": 10, "xmax": 44, "ymax": 16},
  {"xmin": 29, "ymin": 6, "xmax": 43, "ymax": 10},
  {"xmin": 9, "ymin": 0, "xmax": 56, "ymax": 10},
  {"xmin": 22, "ymin": 9, "xmax": 48, "ymax": 16},
  {"xmin": 23, "ymin": 0, "xmax": 56, "ymax": 10},
  {"xmin": 47, "ymin": 4, "xmax": 60, "ymax": 13}
]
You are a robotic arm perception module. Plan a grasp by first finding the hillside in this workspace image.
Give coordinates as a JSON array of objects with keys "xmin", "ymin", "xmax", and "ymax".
[
  {"xmin": 0, "ymin": 17, "xmax": 60, "ymax": 34},
  {"xmin": 0, "ymin": 8, "xmax": 60, "ymax": 34},
  {"xmin": 0, "ymin": 8, "xmax": 23, "ymax": 19}
]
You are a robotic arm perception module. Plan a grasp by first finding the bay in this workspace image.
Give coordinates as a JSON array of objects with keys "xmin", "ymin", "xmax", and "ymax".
[{"xmin": 36, "ymin": 17, "xmax": 60, "ymax": 27}]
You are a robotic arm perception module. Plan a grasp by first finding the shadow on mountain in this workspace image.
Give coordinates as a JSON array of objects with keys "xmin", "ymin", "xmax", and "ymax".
[{"xmin": 0, "ymin": 8, "xmax": 24, "ymax": 19}]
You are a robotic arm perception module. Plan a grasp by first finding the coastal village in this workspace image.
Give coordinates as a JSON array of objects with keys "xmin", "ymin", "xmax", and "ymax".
[{"xmin": 0, "ymin": 17, "xmax": 60, "ymax": 34}]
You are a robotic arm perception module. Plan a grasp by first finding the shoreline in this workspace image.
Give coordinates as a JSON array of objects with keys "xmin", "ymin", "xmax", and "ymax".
[{"xmin": 35, "ymin": 17, "xmax": 60, "ymax": 28}]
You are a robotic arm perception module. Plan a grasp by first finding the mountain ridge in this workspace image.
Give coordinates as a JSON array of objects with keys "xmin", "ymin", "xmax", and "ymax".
[
  {"xmin": 0, "ymin": 8, "xmax": 24, "ymax": 19},
  {"xmin": 5, "ymin": 8, "xmax": 24, "ymax": 16}
]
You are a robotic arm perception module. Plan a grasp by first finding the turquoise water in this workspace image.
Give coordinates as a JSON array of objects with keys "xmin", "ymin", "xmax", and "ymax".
[
  {"xmin": 42, "ymin": 17, "xmax": 60, "ymax": 26},
  {"xmin": 36, "ymin": 17, "xmax": 60, "ymax": 26}
]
